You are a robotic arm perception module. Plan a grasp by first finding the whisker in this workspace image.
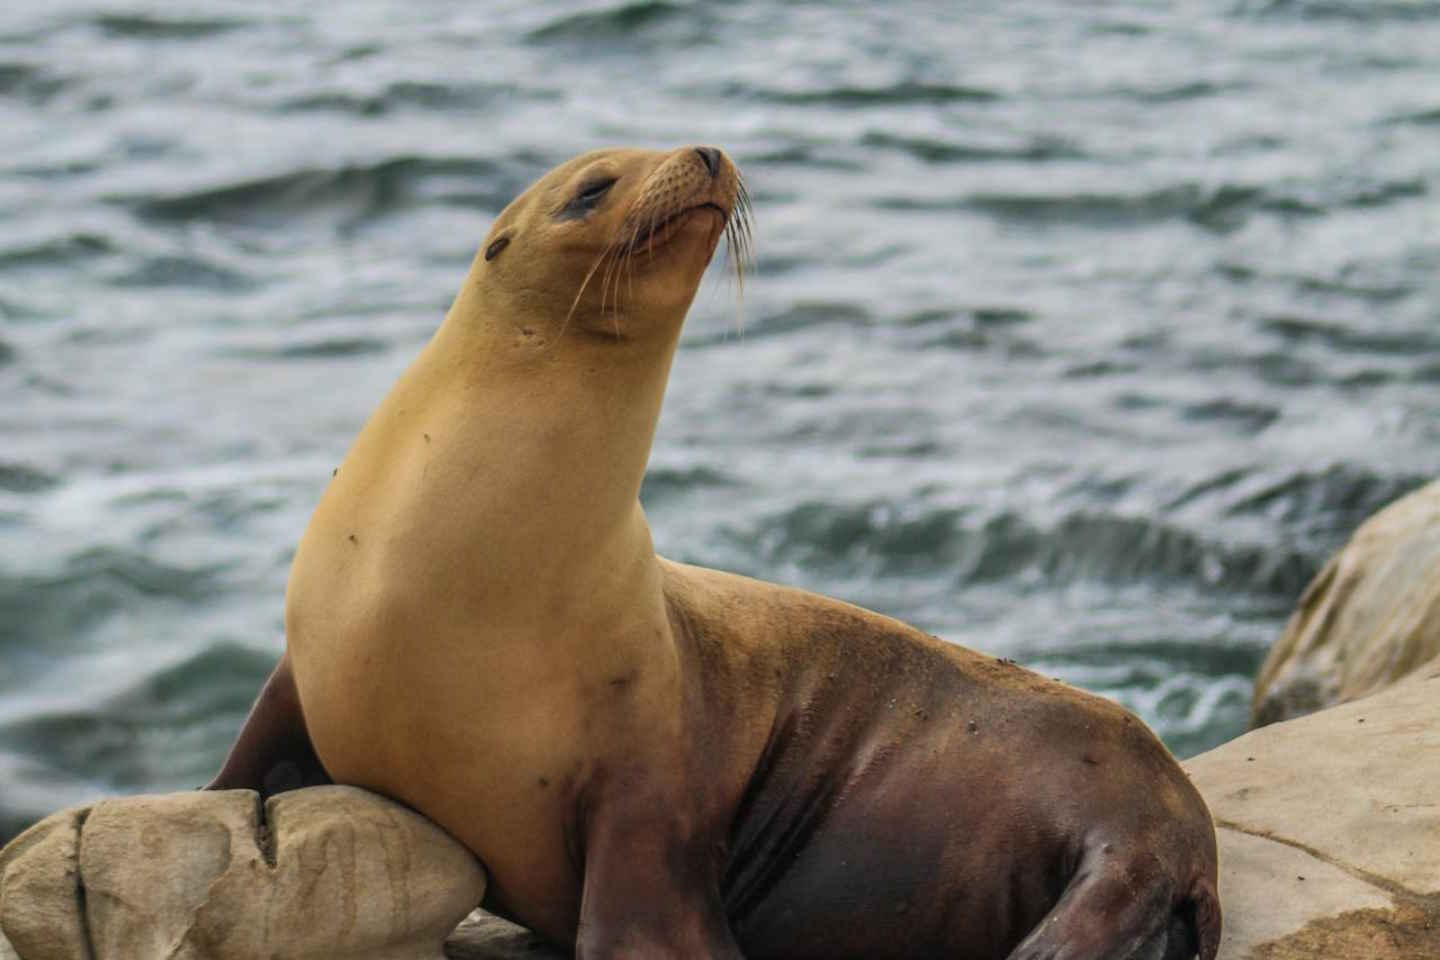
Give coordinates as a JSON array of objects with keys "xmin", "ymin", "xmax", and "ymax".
[
  {"xmin": 606, "ymin": 244, "xmax": 624, "ymax": 339},
  {"xmin": 646, "ymin": 202, "xmax": 662, "ymax": 262},
  {"xmin": 600, "ymin": 239, "xmax": 620, "ymax": 322},
  {"xmin": 725, "ymin": 174, "xmax": 755, "ymax": 337},
  {"xmin": 616, "ymin": 213, "xmax": 645, "ymax": 320},
  {"xmin": 624, "ymin": 227, "xmax": 637, "ymax": 315},
  {"xmin": 562, "ymin": 246, "xmax": 614, "ymax": 345}
]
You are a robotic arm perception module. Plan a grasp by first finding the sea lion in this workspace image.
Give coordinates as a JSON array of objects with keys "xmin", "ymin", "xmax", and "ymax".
[{"xmin": 210, "ymin": 144, "xmax": 1221, "ymax": 960}]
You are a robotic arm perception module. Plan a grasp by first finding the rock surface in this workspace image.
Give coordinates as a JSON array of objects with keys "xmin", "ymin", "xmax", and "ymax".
[
  {"xmin": 0, "ymin": 787, "xmax": 486, "ymax": 960},
  {"xmin": 1187, "ymin": 663, "xmax": 1440, "ymax": 959},
  {"xmin": 4, "ymin": 671, "xmax": 1437, "ymax": 959},
  {"xmin": 446, "ymin": 910, "xmax": 566, "ymax": 959},
  {"xmin": 1252, "ymin": 478, "xmax": 1440, "ymax": 727}
]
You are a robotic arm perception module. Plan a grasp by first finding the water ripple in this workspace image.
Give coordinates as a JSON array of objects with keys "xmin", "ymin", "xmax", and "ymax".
[
  {"xmin": 0, "ymin": 61, "xmax": 71, "ymax": 103},
  {"xmin": 1263, "ymin": 315, "xmax": 1438, "ymax": 353},
  {"xmin": 279, "ymin": 81, "xmax": 557, "ymax": 117},
  {"xmin": 0, "ymin": 549, "xmax": 230, "ymax": 653},
  {"xmin": 0, "ymin": 462, "xmax": 57, "ymax": 493},
  {"xmin": 732, "ymin": 81, "xmax": 1000, "ymax": 108},
  {"xmin": 89, "ymin": 14, "xmax": 250, "ymax": 40},
  {"xmin": 0, "ymin": 642, "xmax": 276, "ymax": 791},
  {"xmin": 528, "ymin": 1, "xmax": 704, "ymax": 43},
  {"xmin": 1238, "ymin": 0, "xmax": 1440, "ymax": 23},
  {"xmin": 122, "ymin": 156, "xmax": 513, "ymax": 227},
  {"xmin": 4, "ymin": 0, "xmax": 1439, "ymax": 843},
  {"xmin": 729, "ymin": 501, "xmax": 1316, "ymax": 598},
  {"xmin": 860, "ymin": 131, "xmax": 1084, "ymax": 165},
  {"xmin": 111, "ymin": 255, "xmax": 257, "ymax": 291},
  {"xmin": 0, "ymin": 233, "xmax": 113, "ymax": 268}
]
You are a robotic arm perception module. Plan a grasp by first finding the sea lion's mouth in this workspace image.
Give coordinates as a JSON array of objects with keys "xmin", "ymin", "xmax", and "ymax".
[{"xmin": 627, "ymin": 201, "xmax": 730, "ymax": 255}]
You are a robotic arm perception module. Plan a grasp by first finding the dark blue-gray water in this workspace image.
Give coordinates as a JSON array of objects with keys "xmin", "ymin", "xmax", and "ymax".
[{"xmin": 2, "ymin": 0, "xmax": 1438, "ymax": 845}]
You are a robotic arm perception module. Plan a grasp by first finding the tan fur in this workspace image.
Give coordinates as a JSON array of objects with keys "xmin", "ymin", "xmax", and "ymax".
[
  {"xmin": 265, "ymin": 145, "xmax": 1220, "ymax": 959},
  {"xmin": 286, "ymin": 147, "xmax": 744, "ymax": 939}
]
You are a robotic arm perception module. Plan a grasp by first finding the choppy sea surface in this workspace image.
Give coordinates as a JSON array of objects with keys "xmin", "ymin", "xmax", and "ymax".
[{"xmin": 2, "ymin": 0, "xmax": 1438, "ymax": 844}]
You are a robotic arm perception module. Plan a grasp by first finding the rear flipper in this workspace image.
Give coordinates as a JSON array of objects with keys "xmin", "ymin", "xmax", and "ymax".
[
  {"xmin": 206, "ymin": 652, "xmax": 332, "ymax": 796},
  {"xmin": 1006, "ymin": 850, "xmax": 1220, "ymax": 960}
]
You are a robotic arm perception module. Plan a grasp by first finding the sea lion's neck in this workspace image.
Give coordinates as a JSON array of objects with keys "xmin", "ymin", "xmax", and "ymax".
[
  {"xmin": 433, "ymin": 295, "xmax": 682, "ymax": 519},
  {"xmin": 333, "ymin": 302, "xmax": 679, "ymax": 631}
]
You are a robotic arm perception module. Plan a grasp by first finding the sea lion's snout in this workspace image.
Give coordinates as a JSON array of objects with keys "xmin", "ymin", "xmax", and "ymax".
[
  {"xmin": 694, "ymin": 145, "xmax": 722, "ymax": 178},
  {"xmin": 617, "ymin": 145, "xmax": 750, "ymax": 267}
]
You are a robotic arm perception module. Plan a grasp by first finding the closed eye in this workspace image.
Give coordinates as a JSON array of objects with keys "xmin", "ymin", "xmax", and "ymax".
[
  {"xmin": 556, "ymin": 176, "xmax": 618, "ymax": 220},
  {"xmin": 577, "ymin": 177, "xmax": 617, "ymax": 203}
]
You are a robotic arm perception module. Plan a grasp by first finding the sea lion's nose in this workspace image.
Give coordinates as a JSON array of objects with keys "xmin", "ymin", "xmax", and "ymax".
[{"xmin": 694, "ymin": 146, "xmax": 722, "ymax": 178}]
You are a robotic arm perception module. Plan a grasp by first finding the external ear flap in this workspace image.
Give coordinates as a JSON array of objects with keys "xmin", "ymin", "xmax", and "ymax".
[{"xmin": 485, "ymin": 236, "xmax": 511, "ymax": 261}]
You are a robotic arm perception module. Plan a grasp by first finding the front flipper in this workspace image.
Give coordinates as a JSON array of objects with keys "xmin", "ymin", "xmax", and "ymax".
[
  {"xmin": 206, "ymin": 652, "xmax": 331, "ymax": 796},
  {"xmin": 575, "ymin": 806, "xmax": 744, "ymax": 960},
  {"xmin": 1006, "ymin": 848, "xmax": 1217, "ymax": 960}
]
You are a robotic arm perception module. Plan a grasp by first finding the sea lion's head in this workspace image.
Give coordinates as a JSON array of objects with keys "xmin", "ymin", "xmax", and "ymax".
[{"xmin": 473, "ymin": 145, "xmax": 751, "ymax": 346}]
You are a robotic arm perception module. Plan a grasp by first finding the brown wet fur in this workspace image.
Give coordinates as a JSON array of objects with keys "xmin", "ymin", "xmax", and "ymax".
[{"xmin": 210, "ymin": 145, "xmax": 1219, "ymax": 960}]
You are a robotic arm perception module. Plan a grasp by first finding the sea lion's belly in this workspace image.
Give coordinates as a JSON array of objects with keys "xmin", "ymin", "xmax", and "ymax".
[{"xmin": 723, "ymin": 713, "xmax": 1073, "ymax": 960}]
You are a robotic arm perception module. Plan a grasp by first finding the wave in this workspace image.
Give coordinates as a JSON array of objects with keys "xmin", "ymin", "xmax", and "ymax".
[
  {"xmin": 685, "ymin": 303, "xmax": 1039, "ymax": 353},
  {"xmin": 890, "ymin": 306, "xmax": 1036, "ymax": 356},
  {"xmin": 1221, "ymin": 466, "xmax": 1431, "ymax": 531},
  {"xmin": 528, "ymin": 1, "xmax": 698, "ymax": 42},
  {"xmin": 875, "ymin": 177, "xmax": 1426, "ymax": 231},
  {"xmin": 111, "ymin": 254, "xmax": 257, "ymax": 291},
  {"xmin": 683, "ymin": 301, "xmax": 872, "ymax": 348},
  {"xmin": 1386, "ymin": 106, "xmax": 1440, "ymax": 127},
  {"xmin": 0, "ymin": 548, "xmax": 229, "ymax": 654},
  {"xmin": 123, "ymin": 155, "xmax": 519, "ymax": 227},
  {"xmin": 1187, "ymin": 338, "xmax": 1435, "ymax": 389},
  {"xmin": 220, "ymin": 335, "xmax": 390, "ymax": 361},
  {"xmin": 0, "ymin": 643, "xmax": 275, "ymax": 795},
  {"xmin": 641, "ymin": 465, "xmax": 739, "ymax": 505},
  {"xmin": 724, "ymin": 80, "xmax": 999, "ymax": 108},
  {"xmin": 1114, "ymin": 80, "xmax": 1235, "ymax": 103},
  {"xmin": 881, "ymin": 184, "xmax": 1313, "ymax": 228},
  {"xmin": 279, "ymin": 81, "xmax": 555, "ymax": 117},
  {"xmin": 0, "ymin": 61, "xmax": 71, "ymax": 104},
  {"xmin": 744, "ymin": 142, "xmax": 865, "ymax": 172},
  {"xmin": 860, "ymin": 131, "xmax": 1083, "ymax": 165},
  {"xmin": 0, "ymin": 232, "xmax": 113, "ymax": 268},
  {"xmin": 1262, "ymin": 315, "xmax": 1438, "ymax": 353},
  {"xmin": 0, "ymin": 461, "xmax": 57, "ymax": 493},
  {"xmin": 1237, "ymin": 0, "xmax": 1440, "ymax": 23},
  {"xmin": 1291, "ymin": 275, "xmax": 1415, "ymax": 304},
  {"xmin": 90, "ymin": 14, "xmax": 249, "ymax": 39},
  {"xmin": 728, "ymin": 501, "xmax": 1318, "ymax": 598},
  {"xmin": 1163, "ymin": 465, "xmax": 1432, "ymax": 554},
  {"xmin": 1179, "ymin": 399, "xmax": 1281, "ymax": 433}
]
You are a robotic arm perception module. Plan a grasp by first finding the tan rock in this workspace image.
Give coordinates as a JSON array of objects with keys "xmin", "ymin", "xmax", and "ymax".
[
  {"xmin": 1208, "ymin": 828, "xmax": 1392, "ymax": 954},
  {"xmin": 1187, "ymin": 665, "xmax": 1440, "ymax": 959},
  {"xmin": 6, "ymin": 668, "xmax": 1438, "ymax": 960},
  {"xmin": 80, "ymin": 792, "xmax": 253, "ymax": 959},
  {"xmin": 1253, "ymin": 478, "xmax": 1440, "ymax": 727},
  {"xmin": 0, "ymin": 787, "xmax": 486, "ymax": 960},
  {"xmin": 445, "ymin": 910, "xmax": 567, "ymax": 959},
  {"xmin": 0, "ymin": 806, "xmax": 92, "ymax": 960}
]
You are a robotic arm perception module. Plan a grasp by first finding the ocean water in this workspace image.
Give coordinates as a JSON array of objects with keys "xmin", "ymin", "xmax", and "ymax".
[{"xmin": 2, "ymin": 0, "xmax": 1438, "ymax": 845}]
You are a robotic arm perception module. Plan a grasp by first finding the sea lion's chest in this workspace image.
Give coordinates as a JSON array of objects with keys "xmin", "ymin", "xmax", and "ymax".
[
  {"xmin": 283, "ymin": 468, "xmax": 597, "ymax": 930},
  {"xmin": 287, "ymin": 560, "xmax": 592, "ymax": 937}
]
